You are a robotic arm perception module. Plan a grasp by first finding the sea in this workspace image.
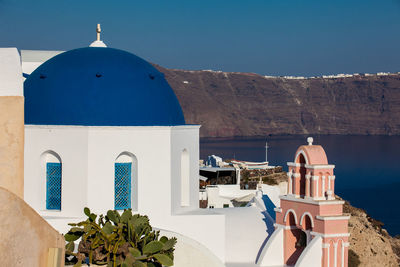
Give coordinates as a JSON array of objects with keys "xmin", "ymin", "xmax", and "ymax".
[{"xmin": 200, "ymin": 135, "xmax": 400, "ymax": 236}]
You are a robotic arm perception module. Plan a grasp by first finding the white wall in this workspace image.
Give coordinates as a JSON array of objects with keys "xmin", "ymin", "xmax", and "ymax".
[
  {"xmin": 170, "ymin": 126, "xmax": 200, "ymax": 213},
  {"xmin": 24, "ymin": 126, "xmax": 89, "ymax": 217},
  {"xmin": 256, "ymin": 226, "xmax": 284, "ymax": 266},
  {"xmin": 24, "ymin": 125, "xmax": 229, "ymax": 261},
  {"xmin": 25, "ymin": 125, "xmax": 288, "ymax": 263},
  {"xmin": 86, "ymin": 126, "xmax": 174, "ymax": 216},
  {"xmin": 207, "ymin": 185, "xmax": 257, "ymax": 209},
  {"xmin": 295, "ymin": 236, "xmax": 322, "ymax": 267},
  {"xmin": 180, "ymin": 149, "xmax": 190, "ymax": 206},
  {"xmin": 261, "ymin": 184, "xmax": 281, "ymax": 208},
  {"xmin": 159, "ymin": 228, "xmax": 225, "ymax": 267},
  {"xmin": 21, "ymin": 62, "xmax": 43, "ymax": 77},
  {"xmin": 21, "ymin": 50, "xmax": 63, "ymax": 76},
  {"xmin": 199, "ymin": 190, "xmax": 207, "ymax": 201},
  {"xmin": 25, "ymin": 125, "xmax": 202, "ymax": 217},
  {"xmin": 157, "ymin": 212, "xmax": 226, "ymax": 263},
  {"xmin": 0, "ymin": 48, "xmax": 23, "ymax": 96},
  {"xmin": 218, "ymin": 206, "xmax": 270, "ymax": 264},
  {"xmin": 206, "ymin": 186, "xmax": 233, "ymax": 208}
]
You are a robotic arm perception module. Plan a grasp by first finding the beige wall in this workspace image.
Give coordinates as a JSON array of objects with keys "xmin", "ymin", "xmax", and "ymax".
[
  {"xmin": 0, "ymin": 96, "xmax": 24, "ymax": 198},
  {"xmin": 0, "ymin": 186, "xmax": 65, "ymax": 267}
]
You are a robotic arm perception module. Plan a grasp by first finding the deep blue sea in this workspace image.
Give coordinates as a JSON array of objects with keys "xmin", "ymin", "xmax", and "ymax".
[{"xmin": 200, "ymin": 135, "xmax": 400, "ymax": 236}]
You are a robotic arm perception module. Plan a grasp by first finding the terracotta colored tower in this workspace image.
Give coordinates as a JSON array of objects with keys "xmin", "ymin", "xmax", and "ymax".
[{"xmin": 275, "ymin": 137, "xmax": 350, "ymax": 267}]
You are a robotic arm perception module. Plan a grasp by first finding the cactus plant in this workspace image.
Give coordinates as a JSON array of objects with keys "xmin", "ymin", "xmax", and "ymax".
[{"xmin": 65, "ymin": 208, "xmax": 176, "ymax": 267}]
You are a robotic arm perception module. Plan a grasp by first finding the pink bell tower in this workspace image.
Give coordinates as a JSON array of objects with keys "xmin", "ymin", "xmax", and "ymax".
[{"xmin": 274, "ymin": 137, "xmax": 350, "ymax": 267}]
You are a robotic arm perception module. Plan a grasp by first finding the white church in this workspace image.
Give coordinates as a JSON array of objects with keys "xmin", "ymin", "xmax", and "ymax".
[{"xmin": 0, "ymin": 25, "xmax": 348, "ymax": 267}]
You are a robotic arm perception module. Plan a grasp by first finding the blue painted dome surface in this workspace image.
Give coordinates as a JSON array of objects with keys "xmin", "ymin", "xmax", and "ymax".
[{"xmin": 24, "ymin": 47, "xmax": 185, "ymax": 126}]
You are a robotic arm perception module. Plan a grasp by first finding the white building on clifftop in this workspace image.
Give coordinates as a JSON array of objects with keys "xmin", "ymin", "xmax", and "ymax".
[{"xmin": 0, "ymin": 25, "xmax": 348, "ymax": 267}]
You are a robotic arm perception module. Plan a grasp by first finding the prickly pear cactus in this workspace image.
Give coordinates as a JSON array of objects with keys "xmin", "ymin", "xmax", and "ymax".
[{"xmin": 65, "ymin": 208, "xmax": 176, "ymax": 267}]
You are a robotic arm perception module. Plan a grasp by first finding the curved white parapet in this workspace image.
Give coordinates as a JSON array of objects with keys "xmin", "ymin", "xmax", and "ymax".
[
  {"xmin": 261, "ymin": 184, "xmax": 282, "ymax": 208},
  {"xmin": 295, "ymin": 235, "xmax": 322, "ymax": 267},
  {"xmin": 0, "ymin": 48, "xmax": 23, "ymax": 96},
  {"xmin": 20, "ymin": 50, "xmax": 63, "ymax": 76},
  {"xmin": 256, "ymin": 226, "xmax": 284, "ymax": 266},
  {"xmin": 158, "ymin": 228, "xmax": 225, "ymax": 267}
]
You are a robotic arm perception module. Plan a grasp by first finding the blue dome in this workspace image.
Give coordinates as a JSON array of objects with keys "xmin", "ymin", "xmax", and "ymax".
[{"xmin": 24, "ymin": 47, "xmax": 185, "ymax": 126}]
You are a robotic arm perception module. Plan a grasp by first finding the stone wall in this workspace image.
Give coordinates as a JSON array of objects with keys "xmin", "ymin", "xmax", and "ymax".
[
  {"xmin": 0, "ymin": 96, "xmax": 24, "ymax": 198},
  {"xmin": 0, "ymin": 186, "xmax": 65, "ymax": 267}
]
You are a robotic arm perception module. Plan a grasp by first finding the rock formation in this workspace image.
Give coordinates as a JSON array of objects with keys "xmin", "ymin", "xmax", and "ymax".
[
  {"xmin": 156, "ymin": 66, "xmax": 400, "ymax": 137},
  {"xmin": 343, "ymin": 200, "xmax": 400, "ymax": 267},
  {"xmin": 156, "ymin": 64, "xmax": 400, "ymax": 264}
]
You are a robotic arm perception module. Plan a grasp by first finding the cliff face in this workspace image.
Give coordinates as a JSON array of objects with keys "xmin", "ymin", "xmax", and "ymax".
[
  {"xmin": 156, "ymin": 66, "xmax": 400, "ymax": 137},
  {"xmin": 343, "ymin": 200, "xmax": 400, "ymax": 267}
]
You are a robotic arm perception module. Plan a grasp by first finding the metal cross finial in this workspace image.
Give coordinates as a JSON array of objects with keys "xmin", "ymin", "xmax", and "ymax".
[{"xmin": 96, "ymin": 24, "xmax": 101, "ymax": 41}]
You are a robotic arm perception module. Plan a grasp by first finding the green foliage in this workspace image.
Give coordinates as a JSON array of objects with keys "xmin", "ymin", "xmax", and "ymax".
[{"xmin": 65, "ymin": 208, "xmax": 177, "ymax": 267}]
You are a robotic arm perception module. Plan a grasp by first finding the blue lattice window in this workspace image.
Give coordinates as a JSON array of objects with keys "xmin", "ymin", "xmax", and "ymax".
[
  {"xmin": 115, "ymin": 163, "xmax": 132, "ymax": 210},
  {"xmin": 46, "ymin": 162, "xmax": 62, "ymax": 210}
]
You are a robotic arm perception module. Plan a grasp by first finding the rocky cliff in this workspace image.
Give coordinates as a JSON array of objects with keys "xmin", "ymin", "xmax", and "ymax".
[
  {"xmin": 343, "ymin": 200, "xmax": 400, "ymax": 267},
  {"xmin": 156, "ymin": 66, "xmax": 400, "ymax": 137}
]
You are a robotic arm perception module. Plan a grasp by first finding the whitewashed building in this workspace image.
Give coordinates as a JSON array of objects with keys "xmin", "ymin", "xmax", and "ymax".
[
  {"xmin": 0, "ymin": 26, "xmax": 347, "ymax": 266},
  {"xmin": 9, "ymin": 31, "xmax": 273, "ymax": 266}
]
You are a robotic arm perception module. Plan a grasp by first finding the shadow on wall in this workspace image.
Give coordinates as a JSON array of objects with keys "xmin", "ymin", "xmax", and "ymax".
[
  {"xmin": 255, "ymin": 206, "xmax": 276, "ymax": 263},
  {"xmin": 286, "ymin": 228, "xmax": 305, "ymax": 265},
  {"xmin": 262, "ymin": 194, "xmax": 276, "ymax": 220}
]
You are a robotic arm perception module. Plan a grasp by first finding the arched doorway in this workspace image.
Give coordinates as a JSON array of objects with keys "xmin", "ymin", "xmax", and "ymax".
[{"xmin": 300, "ymin": 213, "xmax": 314, "ymax": 246}]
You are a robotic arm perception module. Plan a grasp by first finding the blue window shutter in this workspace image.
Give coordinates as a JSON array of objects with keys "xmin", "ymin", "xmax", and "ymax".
[
  {"xmin": 114, "ymin": 163, "xmax": 132, "ymax": 210},
  {"xmin": 46, "ymin": 162, "xmax": 62, "ymax": 210}
]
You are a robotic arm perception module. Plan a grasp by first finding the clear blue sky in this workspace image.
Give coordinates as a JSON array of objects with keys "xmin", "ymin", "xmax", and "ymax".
[{"xmin": 0, "ymin": 0, "xmax": 399, "ymax": 76}]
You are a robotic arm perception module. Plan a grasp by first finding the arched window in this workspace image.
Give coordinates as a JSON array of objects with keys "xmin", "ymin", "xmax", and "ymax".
[
  {"xmin": 181, "ymin": 149, "xmax": 190, "ymax": 206},
  {"xmin": 302, "ymin": 214, "xmax": 313, "ymax": 231},
  {"xmin": 298, "ymin": 154, "xmax": 306, "ymax": 197},
  {"xmin": 44, "ymin": 151, "xmax": 62, "ymax": 210},
  {"xmin": 115, "ymin": 162, "xmax": 131, "ymax": 210},
  {"xmin": 310, "ymin": 172, "xmax": 314, "ymax": 197},
  {"xmin": 325, "ymin": 172, "xmax": 331, "ymax": 196},
  {"xmin": 284, "ymin": 209, "xmax": 298, "ymax": 226},
  {"xmin": 114, "ymin": 152, "xmax": 137, "ymax": 210}
]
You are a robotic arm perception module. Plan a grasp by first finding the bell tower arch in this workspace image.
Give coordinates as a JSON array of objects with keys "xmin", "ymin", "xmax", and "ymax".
[{"xmin": 274, "ymin": 137, "xmax": 350, "ymax": 267}]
